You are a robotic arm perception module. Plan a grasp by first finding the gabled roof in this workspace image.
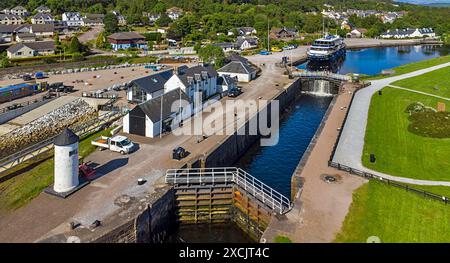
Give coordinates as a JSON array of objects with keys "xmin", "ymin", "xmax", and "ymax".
[
  {"xmin": 108, "ymin": 31, "xmax": 145, "ymax": 40},
  {"xmin": 177, "ymin": 65, "xmax": 218, "ymax": 88},
  {"xmin": 217, "ymin": 74, "xmax": 237, "ymax": 87},
  {"xmin": 36, "ymin": 5, "xmax": 51, "ymax": 11},
  {"xmin": 235, "ymin": 36, "xmax": 258, "ymax": 47},
  {"xmin": 33, "ymin": 13, "xmax": 53, "ymax": 20},
  {"xmin": 12, "ymin": 6, "xmax": 26, "ymax": 11},
  {"xmin": 31, "ymin": 24, "xmax": 54, "ymax": 33},
  {"xmin": 138, "ymin": 88, "xmax": 191, "ymax": 123},
  {"xmin": 218, "ymin": 61, "xmax": 256, "ymax": 75},
  {"xmin": 7, "ymin": 41, "xmax": 54, "ymax": 53},
  {"xmin": 226, "ymin": 54, "xmax": 249, "ymax": 64},
  {"xmin": 131, "ymin": 70, "xmax": 173, "ymax": 94},
  {"xmin": 0, "ymin": 24, "xmax": 17, "ymax": 34},
  {"xmin": 0, "ymin": 14, "xmax": 22, "ymax": 20}
]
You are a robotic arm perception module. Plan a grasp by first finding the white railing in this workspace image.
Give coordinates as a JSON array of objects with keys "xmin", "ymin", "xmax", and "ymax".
[
  {"xmin": 292, "ymin": 71, "xmax": 351, "ymax": 81},
  {"xmin": 165, "ymin": 167, "xmax": 293, "ymax": 214}
]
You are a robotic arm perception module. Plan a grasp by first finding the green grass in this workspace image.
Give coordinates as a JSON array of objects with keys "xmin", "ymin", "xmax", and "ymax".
[
  {"xmin": 0, "ymin": 128, "xmax": 111, "ymax": 211},
  {"xmin": 364, "ymin": 55, "xmax": 450, "ymax": 80},
  {"xmin": 362, "ymin": 88, "xmax": 450, "ymax": 181},
  {"xmin": 335, "ymin": 180, "xmax": 450, "ymax": 243},
  {"xmin": 391, "ymin": 66, "xmax": 450, "ymax": 98},
  {"xmin": 274, "ymin": 235, "xmax": 292, "ymax": 243}
]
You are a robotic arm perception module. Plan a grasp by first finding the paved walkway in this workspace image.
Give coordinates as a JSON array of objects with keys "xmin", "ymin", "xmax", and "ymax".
[
  {"xmin": 333, "ymin": 62, "xmax": 450, "ymax": 186},
  {"xmin": 387, "ymin": 84, "xmax": 450, "ymax": 101}
]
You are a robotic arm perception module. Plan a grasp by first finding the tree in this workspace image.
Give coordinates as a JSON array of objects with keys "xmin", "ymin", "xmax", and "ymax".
[
  {"xmin": 96, "ymin": 31, "xmax": 106, "ymax": 49},
  {"xmin": 104, "ymin": 13, "xmax": 119, "ymax": 33},
  {"xmin": 198, "ymin": 45, "xmax": 225, "ymax": 68},
  {"xmin": 54, "ymin": 32, "xmax": 61, "ymax": 49},
  {"xmin": 0, "ymin": 52, "xmax": 9, "ymax": 68},
  {"xmin": 155, "ymin": 13, "xmax": 172, "ymax": 27},
  {"xmin": 69, "ymin": 37, "xmax": 82, "ymax": 53}
]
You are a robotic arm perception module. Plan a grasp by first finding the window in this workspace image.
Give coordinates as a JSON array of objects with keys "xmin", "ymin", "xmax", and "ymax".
[{"xmin": 69, "ymin": 149, "xmax": 78, "ymax": 156}]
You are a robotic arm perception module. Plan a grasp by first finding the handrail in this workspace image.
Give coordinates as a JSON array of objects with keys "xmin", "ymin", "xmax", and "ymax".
[
  {"xmin": 292, "ymin": 71, "xmax": 351, "ymax": 81},
  {"xmin": 166, "ymin": 167, "xmax": 293, "ymax": 214},
  {"xmin": 0, "ymin": 109, "xmax": 127, "ymax": 171}
]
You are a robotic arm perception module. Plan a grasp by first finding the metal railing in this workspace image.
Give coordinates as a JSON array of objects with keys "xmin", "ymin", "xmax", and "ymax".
[
  {"xmin": 166, "ymin": 167, "xmax": 293, "ymax": 214},
  {"xmin": 292, "ymin": 71, "xmax": 351, "ymax": 81},
  {"xmin": 0, "ymin": 109, "xmax": 127, "ymax": 173}
]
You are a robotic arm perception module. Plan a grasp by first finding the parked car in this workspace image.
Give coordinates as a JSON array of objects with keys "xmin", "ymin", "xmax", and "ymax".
[
  {"xmin": 35, "ymin": 72, "xmax": 45, "ymax": 79},
  {"xmin": 271, "ymin": 46, "xmax": 282, "ymax": 52},
  {"xmin": 22, "ymin": 74, "xmax": 33, "ymax": 81},
  {"xmin": 228, "ymin": 87, "xmax": 242, "ymax": 98},
  {"xmin": 259, "ymin": 50, "xmax": 271, "ymax": 55}
]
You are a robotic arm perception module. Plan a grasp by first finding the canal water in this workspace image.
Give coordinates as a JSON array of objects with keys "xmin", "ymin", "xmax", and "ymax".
[
  {"xmin": 297, "ymin": 45, "xmax": 450, "ymax": 75},
  {"xmin": 170, "ymin": 44, "xmax": 448, "ymax": 243}
]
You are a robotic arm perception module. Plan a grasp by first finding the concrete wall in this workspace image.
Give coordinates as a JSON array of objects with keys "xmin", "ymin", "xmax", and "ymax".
[{"xmin": 0, "ymin": 98, "xmax": 54, "ymax": 124}]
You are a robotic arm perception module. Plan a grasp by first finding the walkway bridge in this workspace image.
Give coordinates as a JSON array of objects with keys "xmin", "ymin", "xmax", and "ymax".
[
  {"xmin": 290, "ymin": 70, "xmax": 352, "ymax": 82},
  {"xmin": 166, "ymin": 167, "xmax": 293, "ymax": 215}
]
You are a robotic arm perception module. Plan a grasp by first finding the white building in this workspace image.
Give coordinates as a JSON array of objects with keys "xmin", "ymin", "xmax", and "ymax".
[
  {"xmin": 31, "ymin": 13, "xmax": 54, "ymax": 24},
  {"xmin": 53, "ymin": 129, "xmax": 79, "ymax": 193},
  {"xmin": 123, "ymin": 88, "xmax": 192, "ymax": 138},
  {"xmin": 36, "ymin": 5, "xmax": 51, "ymax": 14},
  {"xmin": 164, "ymin": 65, "xmax": 218, "ymax": 102},
  {"xmin": 62, "ymin": 12, "xmax": 83, "ymax": 27},
  {"xmin": 235, "ymin": 36, "xmax": 258, "ymax": 50},
  {"xmin": 217, "ymin": 61, "xmax": 257, "ymax": 83},
  {"xmin": 0, "ymin": 14, "xmax": 24, "ymax": 25},
  {"xmin": 381, "ymin": 28, "xmax": 436, "ymax": 39},
  {"xmin": 166, "ymin": 7, "xmax": 183, "ymax": 20},
  {"xmin": 228, "ymin": 27, "xmax": 257, "ymax": 36},
  {"xmin": 127, "ymin": 70, "xmax": 174, "ymax": 103},
  {"xmin": 216, "ymin": 75, "xmax": 238, "ymax": 95},
  {"xmin": 10, "ymin": 6, "xmax": 28, "ymax": 17}
]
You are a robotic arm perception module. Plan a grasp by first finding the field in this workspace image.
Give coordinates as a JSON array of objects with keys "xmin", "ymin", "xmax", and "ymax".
[
  {"xmin": 392, "ymin": 66, "xmax": 450, "ymax": 98},
  {"xmin": 0, "ymin": 128, "xmax": 111, "ymax": 211},
  {"xmin": 335, "ymin": 180, "xmax": 450, "ymax": 243},
  {"xmin": 362, "ymin": 88, "xmax": 450, "ymax": 181},
  {"xmin": 366, "ymin": 55, "xmax": 450, "ymax": 80}
]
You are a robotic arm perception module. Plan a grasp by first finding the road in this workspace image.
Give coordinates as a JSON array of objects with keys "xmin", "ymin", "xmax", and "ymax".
[{"xmin": 332, "ymin": 62, "xmax": 450, "ymax": 186}]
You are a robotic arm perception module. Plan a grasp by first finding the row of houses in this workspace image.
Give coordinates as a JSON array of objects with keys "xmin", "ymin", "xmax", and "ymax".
[
  {"xmin": 380, "ymin": 28, "xmax": 436, "ymax": 39},
  {"xmin": 123, "ymin": 56, "xmax": 257, "ymax": 138},
  {"xmin": 323, "ymin": 8, "xmax": 406, "ymax": 24},
  {"xmin": 144, "ymin": 7, "xmax": 184, "ymax": 24},
  {"xmin": 0, "ymin": 24, "xmax": 54, "ymax": 44}
]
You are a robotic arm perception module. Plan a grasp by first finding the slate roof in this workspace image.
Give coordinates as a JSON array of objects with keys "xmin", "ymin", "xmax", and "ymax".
[
  {"xmin": 217, "ymin": 74, "xmax": 237, "ymax": 87},
  {"xmin": 7, "ymin": 41, "xmax": 54, "ymax": 53},
  {"xmin": 235, "ymin": 36, "xmax": 258, "ymax": 47},
  {"xmin": 131, "ymin": 70, "xmax": 173, "ymax": 94},
  {"xmin": 54, "ymin": 128, "xmax": 79, "ymax": 146},
  {"xmin": 177, "ymin": 65, "xmax": 218, "ymax": 88},
  {"xmin": 0, "ymin": 14, "xmax": 22, "ymax": 20},
  {"xmin": 108, "ymin": 31, "xmax": 145, "ymax": 40},
  {"xmin": 218, "ymin": 61, "xmax": 256, "ymax": 75},
  {"xmin": 0, "ymin": 25, "xmax": 17, "ymax": 34},
  {"xmin": 212, "ymin": 42, "xmax": 235, "ymax": 49},
  {"xmin": 33, "ymin": 13, "xmax": 53, "ymax": 20},
  {"xmin": 31, "ymin": 24, "xmax": 54, "ymax": 33},
  {"xmin": 36, "ymin": 5, "xmax": 50, "ymax": 11},
  {"xmin": 138, "ymin": 88, "xmax": 191, "ymax": 123},
  {"xmin": 226, "ymin": 54, "xmax": 249, "ymax": 64},
  {"xmin": 381, "ymin": 28, "xmax": 434, "ymax": 36}
]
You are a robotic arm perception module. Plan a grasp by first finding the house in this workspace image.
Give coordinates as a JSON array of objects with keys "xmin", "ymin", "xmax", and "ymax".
[
  {"xmin": 166, "ymin": 7, "xmax": 183, "ymax": 20},
  {"xmin": 380, "ymin": 28, "xmax": 436, "ymax": 39},
  {"xmin": 36, "ymin": 5, "xmax": 51, "ymax": 14},
  {"xmin": 6, "ymin": 41, "xmax": 55, "ymax": 59},
  {"xmin": 123, "ymin": 88, "xmax": 192, "ymax": 138},
  {"xmin": 165, "ymin": 64, "xmax": 218, "ymax": 101},
  {"xmin": 82, "ymin": 14, "xmax": 104, "ymax": 26},
  {"xmin": 107, "ymin": 31, "xmax": 147, "ymax": 51},
  {"xmin": 15, "ymin": 32, "xmax": 36, "ymax": 42},
  {"xmin": 0, "ymin": 25, "xmax": 15, "ymax": 43},
  {"xmin": 381, "ymin": 13, "xmax": 397, "ymax": 24},
  {"xmin": 0, "ymin": 14, "xmax": 24, "ymax": 25},
  {"xmin": 10, "ymin": 6, "xmax": 28, "ymax": 17},
  {"xmin": 340, "ymin": 20, "xmax": 354, "ymax": 31},
  {"xmin": 217, "ymin": 61, "xmax": 257, "ymax": 83},
  {"xmin": 348, "ymin": 28, "xmax": 367, "ymax": 38},
  {"xmin": 31, "ymin": 13, "xmax": 54, "ymax": 24},
  {"xmin": 217, "ymin": 75, "xmax": 238, "ymax": 95},
  {"xmin": 228, "ymin": 27, "xmax": 257, "ymax": 36},
  {"xmin": 146, "ymin": 13, "xmax": 161, "ymax": 23},
  {"xmin": 30, "ymin": 24, "xmax": 55, "ymax": 38},
  {"xmin": 235, "ymin": 36, "xmax": 258, "ymax": 50},
  {"xmin": 212, "ymin": 42, "xmax": 235, "ymax": 52},
  {"xmin": 112, "ymin": 11, "xmax": 127, "ymax": 26},
  {"xmin": 62, "ymin": 12, "xmax": 83, "ymax": 27},
  {"xmin": 127, "ymin": 70, "xmax": 174, "ymax": 103},
  {"xmin": 270, "ymin": 27, "xmax": 298, "ymax": 39}
]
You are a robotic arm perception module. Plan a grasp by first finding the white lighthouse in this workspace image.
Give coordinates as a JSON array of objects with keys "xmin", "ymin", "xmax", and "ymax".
[{"xmin": 54, "ymin": 128, "xmax": 79, "ymax": 193}]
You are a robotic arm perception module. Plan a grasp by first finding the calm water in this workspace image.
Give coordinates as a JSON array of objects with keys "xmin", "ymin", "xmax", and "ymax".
[
  {"xmin": 169, "ymin": 45, "xmax": 448, "ymax": 242},
  {"xmin": 297, "ymin": 45, "xmax": 450, "ymax": 75},
  {"xmin": 236, "ymin": 95, "xmax": 333, "ymax": 197}
]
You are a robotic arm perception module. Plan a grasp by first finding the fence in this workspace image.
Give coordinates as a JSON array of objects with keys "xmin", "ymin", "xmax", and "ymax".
[{"xmin": 328, "ymin": 85, "xmax": 449, "ymax": 205}]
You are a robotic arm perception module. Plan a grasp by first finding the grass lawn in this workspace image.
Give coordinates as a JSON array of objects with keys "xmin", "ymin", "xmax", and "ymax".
[
  {"xmin": 391, "ymin": 66, "xmax": 450, "ymax": 98},
  {"xmin": 365, "ymin": 55, "xmax": 450, "ymax": 80},
  {"xmin": 335, "ymin": 180, "xmax": 450, "ymax": 243},
  {"xmin": 0, "ymin": 128, "xmax": 111, "ymax": 211},
  {"xmin": 362, "ymin": 87, "xmax": 450, "ymax": 181},
  {"xmin": 274, "ymin": 235, "xmax": 292, "ymax": 243}
]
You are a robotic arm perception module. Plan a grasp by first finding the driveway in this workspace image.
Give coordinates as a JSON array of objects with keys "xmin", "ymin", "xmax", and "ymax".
[{"xmin": 332, "ymin": 62, "xmax": 450, "ymax": 186}]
